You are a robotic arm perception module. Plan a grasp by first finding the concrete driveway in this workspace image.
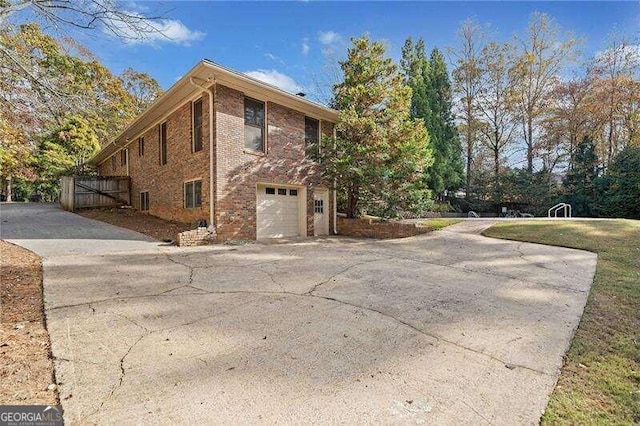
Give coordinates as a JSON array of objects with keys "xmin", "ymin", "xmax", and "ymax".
[{"xmin": 1, "ymin": 203, "xmax": 597, "ymax": 424}]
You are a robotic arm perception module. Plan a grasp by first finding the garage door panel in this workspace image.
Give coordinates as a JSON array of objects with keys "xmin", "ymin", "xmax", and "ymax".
[{"xmin": 257, "ymin": 186, "xmax": 300, "ymax": 239}]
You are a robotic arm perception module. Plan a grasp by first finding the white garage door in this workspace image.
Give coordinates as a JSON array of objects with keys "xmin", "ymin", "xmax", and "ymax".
[{"xmin": 256, "ymin": 185, "xmax": 300, "ymax": 239}]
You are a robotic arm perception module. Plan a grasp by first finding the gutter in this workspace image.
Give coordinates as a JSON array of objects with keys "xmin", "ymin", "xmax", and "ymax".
[
  {"xmin": 333, "ymin": 126, "xmax": 338, "ymax": 235},
  {"xmin": 189, "ymin": 76, "xmax": 216, "ymax": 231}
]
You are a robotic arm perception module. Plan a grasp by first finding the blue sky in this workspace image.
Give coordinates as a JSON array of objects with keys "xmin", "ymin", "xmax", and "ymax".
[{"xmin": 63, "ymin": 1, "xmax": 640, "ymax": 102}]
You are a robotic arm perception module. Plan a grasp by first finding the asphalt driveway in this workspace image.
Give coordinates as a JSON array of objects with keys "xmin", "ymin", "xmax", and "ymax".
[{"xmin": 1, "ymin": 203, "xmax": 597, "ymax": 424}]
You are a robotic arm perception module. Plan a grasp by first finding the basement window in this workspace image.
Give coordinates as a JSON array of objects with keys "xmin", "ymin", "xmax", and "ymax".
[
  {"xmin": 140, "ymin": 191, "xmax": 149, "ymax": 212},
  {"xmin": 184, "ymin": 180, "xmax": 202, "ymax": 209}
]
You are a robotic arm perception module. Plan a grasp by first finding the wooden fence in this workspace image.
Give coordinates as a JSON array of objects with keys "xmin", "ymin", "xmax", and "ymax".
[{"xmin": 60, "ymin": 176, "xmax": 130, "ymax": 211}]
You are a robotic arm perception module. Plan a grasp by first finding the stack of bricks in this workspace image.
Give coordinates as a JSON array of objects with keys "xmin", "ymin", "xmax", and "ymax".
[
  {"xmin": 337, "ymin": 217, "xmax": 432, "ymax": 239},
  {"xmin": 176, "ymin": 227, "xmax": 213, "ymax": 247}
]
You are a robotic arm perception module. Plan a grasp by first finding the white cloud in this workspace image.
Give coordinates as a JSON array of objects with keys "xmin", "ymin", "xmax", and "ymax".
[
  {"xmin": 302, "ymin": 38, "xmax": 310, "ymax": 55},
  {"xmin": 264, "ymin": 53, "xmax": 285, "ymax": 65},
  {"xmin": 318, "ymin": 30, "xmax": 341, "ymax": 45},
  {"xmin": 595, "ymin": 43, "xmax": 640, "ymax": 68},
  {"xmin": 151, "ymin": 19, "xmax": 205, "ymax": 46},
  {"xmin": 103, "ymin": 10, "xmax": 205, "ymax": 46},
  {"xmin": 244, "ymin": 69, "xmax": 302, "ymax": 93}
]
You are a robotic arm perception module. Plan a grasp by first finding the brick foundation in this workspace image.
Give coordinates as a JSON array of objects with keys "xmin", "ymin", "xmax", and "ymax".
[{"xmin": 337, "ymin": 217, "xmax": 431, "ymax": 239}]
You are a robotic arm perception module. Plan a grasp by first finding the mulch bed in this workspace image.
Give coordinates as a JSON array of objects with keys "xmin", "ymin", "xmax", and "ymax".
[
  {"xmin": 0, "ymin": 240, "xmax": 58, "ymax": 405},
  {"xmin": 76, "ymin": 207, "xmax": 192, "ymax": 242}
]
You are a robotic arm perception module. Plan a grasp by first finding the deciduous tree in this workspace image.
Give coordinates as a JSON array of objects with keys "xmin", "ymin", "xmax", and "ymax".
[
  {"xmin": 510, "ymin": 12, "xmax": 580, "ymax": 172},
  {"xmin": 451, "ymin": 19, "xmax": 486, "ymax": 198}
]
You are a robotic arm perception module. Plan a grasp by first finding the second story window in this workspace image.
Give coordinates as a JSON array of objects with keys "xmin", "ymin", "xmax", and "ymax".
[
  {"xmin": 138, "ymin": 137, "xmax": 144, "ymax": 156},
  {"xmin": 192, "ymin": 98, "xmax": 203, "ymax": 152},
  {"xmin": 120, "ymin": 149, "xmax": 127, "ymax": 166},
  {"xmin": 159, "ymin": 122, "xmax": 167, "ymax": 165},
  {"xmin": 244, "ymin": 97, "xmax": 265, "ymax": 153},
  {"xmin": 305, "ymin": 117, "xmax": 319, "ymax": 147}
]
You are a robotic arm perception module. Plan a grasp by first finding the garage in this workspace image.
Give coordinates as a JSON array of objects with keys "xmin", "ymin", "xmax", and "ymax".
[{"xmin": 256, "ymin": 185, "xmax": 301, "ymax": 239}]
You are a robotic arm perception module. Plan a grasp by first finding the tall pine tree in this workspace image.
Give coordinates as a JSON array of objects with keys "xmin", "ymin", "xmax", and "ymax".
[
  {"xmin": 316, "ymin": 35, "xmax": 433, "ymax": 218},
  {"xmin": 401, "ymin": 40, "xmax": 464, "ymax": 198}
]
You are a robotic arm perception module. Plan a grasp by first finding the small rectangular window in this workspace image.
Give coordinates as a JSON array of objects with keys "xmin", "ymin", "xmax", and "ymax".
[
  {"xmin": 289, "ymin": 189, "xmax": 298, "ymax": 196},
  {"xmin": 140, "ymin": 191, "xmax": 149, "ymax": 212},
  {"xmin": 138, "ymin": 137, "xmax": 144, "ymax": 156},
  {"xmin": 120, "ymin": 149, "xmax": 127, "ymax": 166},
  {"xmin": 314, "ymin": 199, "xmax": 324, "ymax": 214},
  {"xmin": 184, "ymin": 180, "xmax": 202, "ymax": 208},
  {"xmin": 244, "ymin": 97, "xmax": 265, "ymax": 152},
  {"xmin": 192, "ymin": 99, "xmax": 203, "ymax": 152},
  {"xmin": 159, "ymin": 122, "xmax": 167, "ymax": 165},
  {"xmin": 277, "ymin": 188, "xmax": 287, "ymax": 196},
  {"xmin": 265, "ymin": 187, "xmax": 275, "ymax": 195}
]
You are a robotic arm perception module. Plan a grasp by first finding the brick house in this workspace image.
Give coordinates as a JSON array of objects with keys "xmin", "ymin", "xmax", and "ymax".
[{"xmin": 89, "ymin": 60, "xmax": 339, "ymax": 241}]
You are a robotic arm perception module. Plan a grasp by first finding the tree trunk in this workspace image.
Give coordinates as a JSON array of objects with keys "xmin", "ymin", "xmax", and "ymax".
[
  {"xmin": 6, "ymin": 177, "xmax": 12, "ymax": 202},
  {"xmin": 493, "ymin": 147, "xmax": 500, "ymax": 204},
  {"xmin": 527, "ymin": 117, "xmax": 534, "ymax": 173},
  {"xmin": 465, "ymin": 120, "xmax": 472, "ymax": 199},
  {"xmin": 347, "ymin": 184, "xmax": 359, "ymax": 219}
]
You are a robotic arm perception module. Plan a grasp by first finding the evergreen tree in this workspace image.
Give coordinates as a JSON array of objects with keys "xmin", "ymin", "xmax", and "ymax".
[
  {"xmin": 562, "ymin": 136, "xmax": 600, "ymax": 216},
  {"xmin": 426, "ymin": 48, "xmax": 465, "ymax": 196},
  {"xmin": 316, "ymin": 35, "xmax": 433, "ymax": 218},
  {"xmin": 401, "ymin": 40, "xmax": 464, "ymax": 197},
  {"xmin": 598, "ymin": 146, "xmax": 640, "ymax": 219}
]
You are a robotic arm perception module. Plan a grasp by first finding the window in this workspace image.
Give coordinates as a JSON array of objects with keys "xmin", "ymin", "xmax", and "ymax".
[
  {"xmin": 277, "ymin": 188, "xmax": 287, "ymax": 195},
  {"xmin": 111, "ymin": 155, "xmax": 116, "ymax": 171},
  {"xmin": 305, "ymin": 117, "xmax": 320, "ymax": 147},
  {"xmin": 120, "ymin": 149, "xmax": 127, "ymax": 166},
  {"xmin": 244, "ymin": 97, "xmax": 265, "ymax": 152},
  {"xmin": 138, "ymin": 137, "xmax": 144, "ymax": 157},
  {"xmin": 192, "ymin": 98, "xmax": 203, "ymax": 152},
  {"xmin": 265, "ymin": 187, "xmax": 275, "ymax": 195},
  {"xmin": 140, "ymin": 191, "xmax": 149, "ymax": 212},
  {"xmin": 289, "ymin": 189, "xmax": 298, "ymax": 196},
  {"xmin": 184, "ymin": 180, "xmax": 202, "ymax": 208},
  {"xmin": 159, "ymin": 122, "xmax": 167, "ymax": 165},
  {"xmin": 314, "ymin": 199, "xmax": 324, "ymax": 214}
]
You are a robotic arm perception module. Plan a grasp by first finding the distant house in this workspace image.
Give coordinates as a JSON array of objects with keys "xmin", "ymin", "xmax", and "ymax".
[{"xmin": 89, "ymin": 60, "xmax": 339, "ymax": 241}]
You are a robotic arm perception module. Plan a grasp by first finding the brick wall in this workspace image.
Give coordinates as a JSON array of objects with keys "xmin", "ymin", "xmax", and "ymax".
[
  {"xmin": 337, "ymin": 217, "xmax": 432, "ymax": 239},
  {"xmin": 98, "ymin": 93, "xmax": 212, "ymax": 225},
  {"xmin": 214, "ymin": 84, "xmax": 334, "ymax": 241},
  {"xmin": 97, "ymin": 83, "xmax": 336, "ymax": 241}
]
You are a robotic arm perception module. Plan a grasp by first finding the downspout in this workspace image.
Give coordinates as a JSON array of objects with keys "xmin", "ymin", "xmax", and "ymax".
[
  {"xmin": 189, "ymin": 77, "xmax": 216, "ymax": 230},
  {"xmin": 332, "ymin": 126, "xmax": 338, "ymax": 235}
]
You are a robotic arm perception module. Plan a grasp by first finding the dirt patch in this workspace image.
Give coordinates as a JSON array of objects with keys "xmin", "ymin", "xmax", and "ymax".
[
  {"xmin": 0, "ymin": 240, "xmax": 58, "ymax": 405},
  {"xmin": 77, "ymin": 207, "xmax": 192, "ymax": 242}
]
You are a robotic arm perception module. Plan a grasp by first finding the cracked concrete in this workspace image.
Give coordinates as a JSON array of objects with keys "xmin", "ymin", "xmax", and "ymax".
[{"xmin": 1, "ymin": 204, "xmax": 597, "ymax": 424}]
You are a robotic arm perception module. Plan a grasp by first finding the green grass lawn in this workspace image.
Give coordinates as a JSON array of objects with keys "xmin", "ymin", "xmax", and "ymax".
[
  {"xmin": 416, "ymin": 218, "xmax": 462, "ymax": 231},
  {"xmin": 483, "ymin": 220, "xmax": 640, "ymax": 424}
]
